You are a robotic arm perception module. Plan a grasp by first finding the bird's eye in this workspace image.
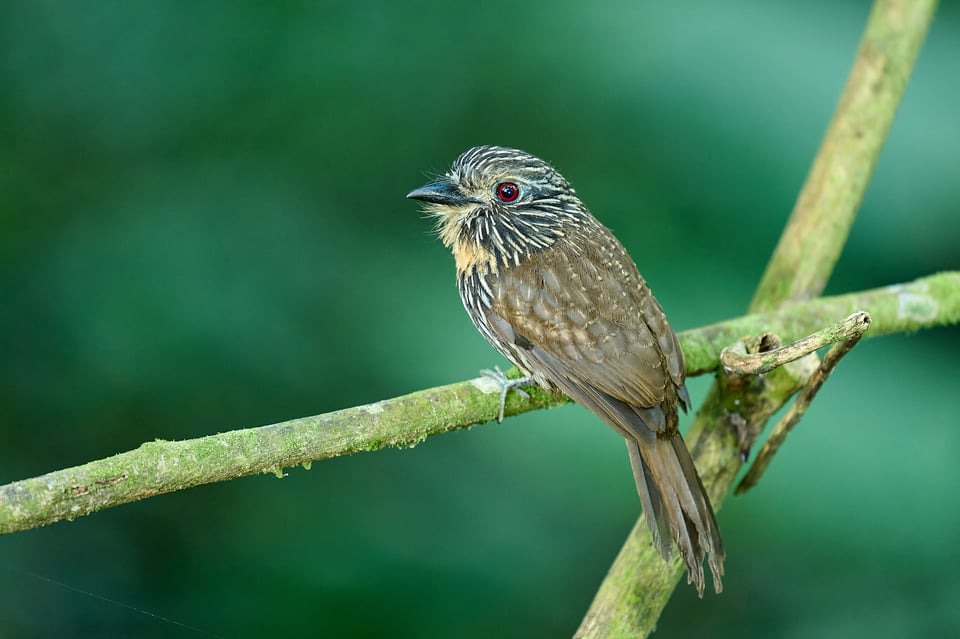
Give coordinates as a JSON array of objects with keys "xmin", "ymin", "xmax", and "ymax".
[{"xmin": 495, "ymin": 182, "xmax": 520, "ymax": 203}]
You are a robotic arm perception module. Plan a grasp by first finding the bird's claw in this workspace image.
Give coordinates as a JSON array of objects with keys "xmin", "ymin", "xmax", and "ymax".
[{"xmin": 479, "ymin": 366, "xmax": 531, "ymax": 423}]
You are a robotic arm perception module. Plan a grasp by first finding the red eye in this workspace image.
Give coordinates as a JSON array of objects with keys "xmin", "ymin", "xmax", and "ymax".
[{"xmin": 496, "ymin": 182, "xmax": 519, "ymax": 202}]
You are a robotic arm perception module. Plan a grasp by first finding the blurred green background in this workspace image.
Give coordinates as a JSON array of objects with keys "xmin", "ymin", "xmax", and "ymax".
[{"xmin": 1, "ymin": 1, "xmax": 958, "ymax": 637}]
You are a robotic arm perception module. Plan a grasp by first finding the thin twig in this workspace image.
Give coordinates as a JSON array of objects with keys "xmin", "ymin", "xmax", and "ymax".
[
  {"xmin": 720, "ymin": 312, "xmax": 871, "ymax": 375},
  {"xmin": 736, "ymin": 312, "xmax": 871, "ymax": 494}
]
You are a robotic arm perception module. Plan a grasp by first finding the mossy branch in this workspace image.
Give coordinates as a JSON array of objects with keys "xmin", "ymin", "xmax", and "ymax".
[{"xmin": 0, "ymin": 272, "xmax": 957, "ymax": 537}]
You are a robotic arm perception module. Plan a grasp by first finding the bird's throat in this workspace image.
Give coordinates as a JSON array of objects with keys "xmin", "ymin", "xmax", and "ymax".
[{"xmin": 452, "ymin": 238, "xmax": 497, "ymax": 277}]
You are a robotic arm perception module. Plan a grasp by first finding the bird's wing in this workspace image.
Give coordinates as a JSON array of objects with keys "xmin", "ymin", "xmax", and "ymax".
[{"xmin": 488, "ymin": 240, "xmax": 686, "ymax": 436}]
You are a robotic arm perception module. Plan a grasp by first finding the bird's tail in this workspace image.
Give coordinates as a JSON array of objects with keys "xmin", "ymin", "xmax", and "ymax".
[{"xmin": 626, "ymin": 433, "xmax": 725, "ymax": 596}]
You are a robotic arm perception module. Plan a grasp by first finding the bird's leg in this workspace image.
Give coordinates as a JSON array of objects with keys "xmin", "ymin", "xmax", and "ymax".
[{"xmin": 479, "ymin": 366, "xmax": 532, "ymax": 423}]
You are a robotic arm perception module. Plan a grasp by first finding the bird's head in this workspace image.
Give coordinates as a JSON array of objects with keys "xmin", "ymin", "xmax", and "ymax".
[{"xmin": 408, "ymin": 146, "xmax": 586, "ymax": 274}]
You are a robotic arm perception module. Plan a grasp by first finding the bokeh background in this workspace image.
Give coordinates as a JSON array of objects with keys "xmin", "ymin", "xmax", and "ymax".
[{"xmin": 1, "ymin": 1, "xmax": 958, "ymax": 637}]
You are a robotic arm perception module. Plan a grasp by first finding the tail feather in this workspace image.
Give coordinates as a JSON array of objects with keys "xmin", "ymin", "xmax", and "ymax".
[
  {"xmin": 626, "ymin": 439, "xmax": 670, "ymax": 558},
  {"xmin": 669, "ymin": 432, "xmax": 725, "ymax": 589},
  {"xmin": 626, "ymin": 433, "xmax": 724, "ymax": 596}
]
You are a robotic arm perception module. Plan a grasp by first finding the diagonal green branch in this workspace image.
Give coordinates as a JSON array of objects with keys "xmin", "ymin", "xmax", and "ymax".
[
  {"xmin": 576, "ymin": 0, "xmax": 940, "ymax": 636},
  {"xmin": 750, "ymin": 0, "xmax": 937, "ymax": 311},
  {"xmin": 0, "ymin": 272, "xmax": 957, "ymax": 537}
]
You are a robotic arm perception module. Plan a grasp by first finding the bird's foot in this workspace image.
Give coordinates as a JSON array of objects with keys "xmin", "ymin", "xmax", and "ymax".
[{"xmin": 479, "ymin": 366, "xmax": 532, "ymax": 423}]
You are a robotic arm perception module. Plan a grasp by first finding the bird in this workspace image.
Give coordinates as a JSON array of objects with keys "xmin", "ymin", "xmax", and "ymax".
[{"xmin": 407, "ymin": 145, "xmax": 724, "ymax": 595}]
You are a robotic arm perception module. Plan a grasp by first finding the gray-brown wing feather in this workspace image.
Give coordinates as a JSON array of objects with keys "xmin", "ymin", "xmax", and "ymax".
[{"xmin": 489, "ymin": 231, "xmax": 685, "ymax": 432}]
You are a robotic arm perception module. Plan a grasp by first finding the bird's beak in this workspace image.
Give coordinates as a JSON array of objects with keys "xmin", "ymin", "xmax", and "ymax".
[{"xmin": 406, "ymin": 178, "xmax": 470, "ymax": 206}]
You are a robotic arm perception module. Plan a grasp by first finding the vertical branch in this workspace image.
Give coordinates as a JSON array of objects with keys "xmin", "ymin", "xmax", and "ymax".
[{"xmin": 576, "ymin": 1, "xmax": 939, "ymax": 636}]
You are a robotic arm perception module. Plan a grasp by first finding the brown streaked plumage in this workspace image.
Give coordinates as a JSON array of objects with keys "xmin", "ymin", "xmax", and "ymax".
[{"xmin": 408, "ymin": 145, "xmax": 724, "ymax": 595}]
